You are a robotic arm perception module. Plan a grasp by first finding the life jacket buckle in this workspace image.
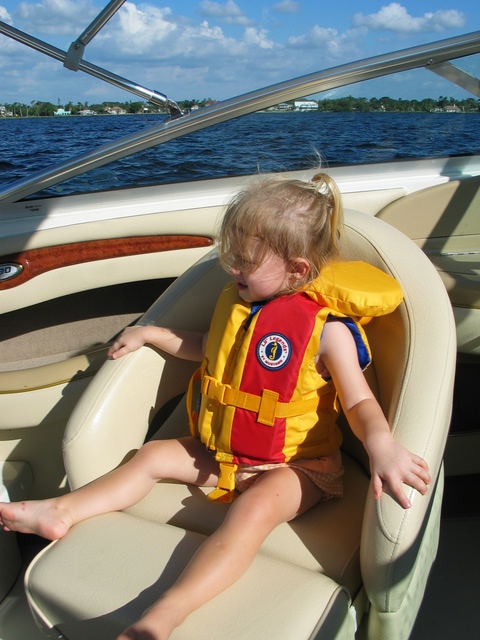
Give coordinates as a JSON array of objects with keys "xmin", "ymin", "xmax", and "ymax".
[
  {"xmin": 208, "ymin": 461, "xmax": 238, "ymax": 503},
  {"xmin": 202, "ymin": 376, "xmax": 230, "ymax": 404}
]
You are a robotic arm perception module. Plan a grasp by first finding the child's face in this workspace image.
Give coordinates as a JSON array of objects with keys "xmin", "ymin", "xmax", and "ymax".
[{"xmin": 229, "ymin": 246, "xmax": 291, "ymax": 303}]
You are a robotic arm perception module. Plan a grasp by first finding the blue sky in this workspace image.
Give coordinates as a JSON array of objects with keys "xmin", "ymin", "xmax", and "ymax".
[{"xmin": 0, "ymin": 0, "xmax": 478, "ymax": 105}]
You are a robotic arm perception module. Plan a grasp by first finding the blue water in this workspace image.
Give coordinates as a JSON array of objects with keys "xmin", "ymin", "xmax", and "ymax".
[{"xmin": 1, "ymin": 111, "xmax": 479, "ymax": 197}]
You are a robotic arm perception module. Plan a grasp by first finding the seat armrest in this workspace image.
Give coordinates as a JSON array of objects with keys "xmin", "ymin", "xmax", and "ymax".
[
  {"xmin": 63, "ymin": 349, "xmax": 191, "ymax": 489},
  {"xmin": 63, "ymin": 249, "xmax": 228, "ymax": 490}
]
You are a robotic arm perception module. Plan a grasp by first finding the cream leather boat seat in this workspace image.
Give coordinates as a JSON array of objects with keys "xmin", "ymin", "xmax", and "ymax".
[{"xmin": 24, "ymin": 209, "xmax": 456, "ymax": 640}]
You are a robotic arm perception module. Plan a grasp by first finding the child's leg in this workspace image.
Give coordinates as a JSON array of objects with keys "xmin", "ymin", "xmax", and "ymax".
[
  {"xmin": 0, "ymin": 437, "xmax": 219, "ymax": 540},
  {"xmin": 118, "ymin": 466, "xmax": 324, "ymax": 640}
]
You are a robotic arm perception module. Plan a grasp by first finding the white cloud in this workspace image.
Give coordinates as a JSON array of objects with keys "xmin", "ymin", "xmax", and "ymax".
[
  {"xmin": 288, "ymin": 25, "xmax": 338, "ymax": 48},
  {"xmin": 353, "ymin": 3, "xmax": 465, "ymax": 34},
  {"xmin": 0, "ymin": 5, "xmax": 12, "ymax": 23},
  {"xmin": 286, "ymin": 25, "xmax": 363, "ymax": 60},
  {"xmin": 272, "ymin": 1, "xmax": 300, "ymax": 14},
  {"xmin": 244, "ymin": 26, "xmax": 274, "ymax": 49},
  {"xmin": 15, "ymin": 0, "xmax": 98, "ymax": 35},
  {"xmin": 200, "ymin": 0, "xmax": 253, "ymax": 26},
  {"xmin": 112, "ymin": 2, "xmax": 177, "ymax": 53},
  {"xmin": 97, "ymin": 9, "xmax": 247, "ymax": 64}
]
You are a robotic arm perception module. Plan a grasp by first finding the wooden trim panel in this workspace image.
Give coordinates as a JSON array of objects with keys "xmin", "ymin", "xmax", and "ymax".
[{"xmin": 0, "ymin": 235, "xmax": 213, "ymax": 290}]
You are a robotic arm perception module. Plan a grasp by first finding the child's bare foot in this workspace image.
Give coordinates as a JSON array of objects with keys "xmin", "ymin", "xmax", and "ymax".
[{"xmin": 0, "ymin": 499, "xmax": 73, "ymax": 540}]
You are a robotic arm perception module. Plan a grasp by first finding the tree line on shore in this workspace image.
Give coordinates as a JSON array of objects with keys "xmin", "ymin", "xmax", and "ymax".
[
  {"xmin": 1, "ymin": 95, "xmax": 478, "ymax": 117},
  {"xmin": 315, "ymin": 95, "xmax": 478, "ymax": 113}
]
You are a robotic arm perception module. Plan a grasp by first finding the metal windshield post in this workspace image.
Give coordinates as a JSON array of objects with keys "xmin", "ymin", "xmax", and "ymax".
[
  {"xmin": 64, "ymin": 0, "xmax": 127, "ymax": 71},
  {"xmin": 427, "ymin": 61, "xmax": 480, "ymax": 98}
]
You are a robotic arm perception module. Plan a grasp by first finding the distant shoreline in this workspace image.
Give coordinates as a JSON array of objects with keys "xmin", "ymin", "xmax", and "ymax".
[
  {"xmin": 259, "ymin": 109, "xmax": 476, "ymax": 114},
  {"xmin": 1, "ymin": 109, "xmax": 477, "ymax": 121},
  {"xmin": 1, "ymin": 94, "xmax": 478, "ymax": 119}
]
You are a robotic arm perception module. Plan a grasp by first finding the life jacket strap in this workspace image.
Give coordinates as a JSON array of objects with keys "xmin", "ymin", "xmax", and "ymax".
[
  {"xmin": 202, "ymin": 375, "xmax": 320, "ymax": 427},
  {"xmin": 208, "ymin": 461, "xmax": 238, "ymax": 503}
]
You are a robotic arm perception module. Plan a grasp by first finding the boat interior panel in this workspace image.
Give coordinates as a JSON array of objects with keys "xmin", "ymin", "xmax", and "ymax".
[{"xmin": 377, "ymin": 175, "xmax": 480, "ymax": 356}]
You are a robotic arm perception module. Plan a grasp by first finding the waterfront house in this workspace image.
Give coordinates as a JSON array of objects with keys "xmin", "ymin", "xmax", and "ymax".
[{"xmin": 294, "ymin": 99, "xmax": 318, "ymax": 111}]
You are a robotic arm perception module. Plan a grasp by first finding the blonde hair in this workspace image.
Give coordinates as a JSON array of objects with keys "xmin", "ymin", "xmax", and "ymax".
[{"xmin": 219, "ymin": 172, "xmax": 343, "ymax": 289}]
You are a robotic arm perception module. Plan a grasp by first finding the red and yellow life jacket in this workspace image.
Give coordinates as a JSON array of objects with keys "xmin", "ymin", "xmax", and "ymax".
[{"xmin": 188, "ymin": 261, "xmax": 403, "ymax": 501}]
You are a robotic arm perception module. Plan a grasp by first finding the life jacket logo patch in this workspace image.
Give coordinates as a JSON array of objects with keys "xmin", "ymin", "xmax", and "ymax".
[{"xmin": 256, "ymin": 333, "xmax": 291, "ymax": 370}]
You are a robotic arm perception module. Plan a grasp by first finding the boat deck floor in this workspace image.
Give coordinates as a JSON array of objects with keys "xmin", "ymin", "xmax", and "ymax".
[{"xmin": 0, "ymin": 491, "xmax": 478, "ymax": 640}]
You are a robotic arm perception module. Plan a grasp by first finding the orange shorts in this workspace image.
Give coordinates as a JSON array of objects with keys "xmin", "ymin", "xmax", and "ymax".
[{"xmin": 234, "ymin": 449, "xmax": 344, "ymax": 500}]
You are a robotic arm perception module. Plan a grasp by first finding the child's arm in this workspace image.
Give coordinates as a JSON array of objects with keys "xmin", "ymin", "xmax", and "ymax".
[
  {"xmin": 108, "ymin": 325, "xmax": 207, "ymax": 362},
  {"xmin": 319, "ymin": 320, "xmax": 431, "ymax": 509}
]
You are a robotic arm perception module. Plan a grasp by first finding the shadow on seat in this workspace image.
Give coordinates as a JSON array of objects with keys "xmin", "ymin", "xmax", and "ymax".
[{"xmin": 24, "ymin": 209, "xmax": 456, "ymax": 640}]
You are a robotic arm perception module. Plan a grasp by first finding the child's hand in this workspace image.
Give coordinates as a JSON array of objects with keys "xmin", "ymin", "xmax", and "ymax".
[
  {"xmin": 108, "ymin": 326, "xmax": 148, "ymax": 360},
  {"xmin": 367, "ymin": 433, "xmax": 431, "ymax": 509}
]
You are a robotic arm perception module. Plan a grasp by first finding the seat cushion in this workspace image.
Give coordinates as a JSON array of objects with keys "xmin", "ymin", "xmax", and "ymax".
[
  {"xmin": 26, "ymin": 512, "xmax": 355, "ymax": 640},
  {"xmin": 123, "ymin": 453, "xmax": 368, "ymax": 595}
]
